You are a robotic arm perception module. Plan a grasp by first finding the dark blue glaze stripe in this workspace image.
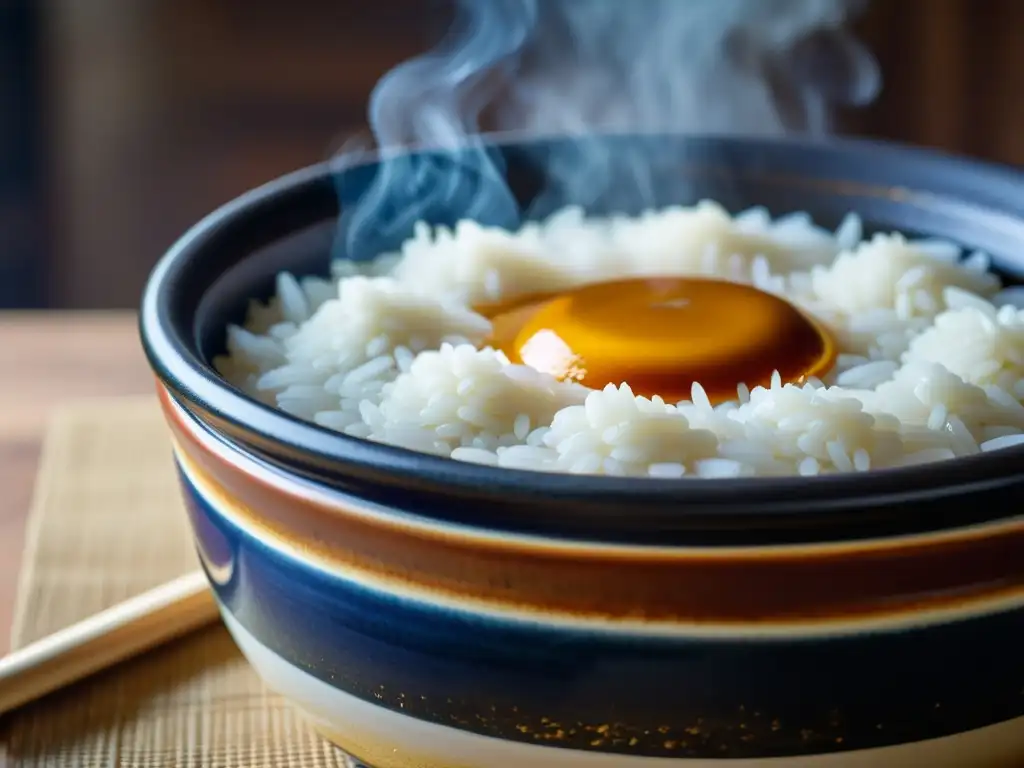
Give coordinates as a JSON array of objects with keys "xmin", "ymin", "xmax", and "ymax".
[{"xmin": 179, "ymin": 463, "xmax": 1024, "ymax": 759}]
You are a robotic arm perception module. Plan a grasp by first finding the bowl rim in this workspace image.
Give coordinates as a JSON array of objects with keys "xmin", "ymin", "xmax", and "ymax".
[{"xmin": 140, "ymin": 132, "xmax": 1024, "ymax": 539}]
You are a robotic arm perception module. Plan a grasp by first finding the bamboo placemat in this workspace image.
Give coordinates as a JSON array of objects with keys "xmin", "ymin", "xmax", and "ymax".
[{"xmin": 0, "ymin": 397, "xmax": 358, "ymax": 767}]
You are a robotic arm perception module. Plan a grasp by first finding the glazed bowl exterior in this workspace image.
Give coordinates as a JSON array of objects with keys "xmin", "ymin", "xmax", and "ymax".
[{"xmin": 141, "ymin": 134, "xmax": 1024, "ymax": 767}]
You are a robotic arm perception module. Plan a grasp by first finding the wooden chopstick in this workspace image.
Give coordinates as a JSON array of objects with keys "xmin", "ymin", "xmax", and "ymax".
[{"xmin": 0, "ymin": 570, "xmax": 218, "ymax": 716}]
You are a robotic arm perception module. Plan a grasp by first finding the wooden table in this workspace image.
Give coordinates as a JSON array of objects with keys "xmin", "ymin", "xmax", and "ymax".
[{"xmin": 0, "ymin": 312, "xmax": 152, "ymax": 655}]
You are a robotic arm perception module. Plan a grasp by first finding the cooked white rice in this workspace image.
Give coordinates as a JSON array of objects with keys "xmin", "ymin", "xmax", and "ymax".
[{"xmin": 214, "ymin": 200, "xmax": 1024, "ymax": 478}]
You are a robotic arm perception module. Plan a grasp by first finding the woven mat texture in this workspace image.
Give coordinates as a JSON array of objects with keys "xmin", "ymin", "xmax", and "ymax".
[{"xmin": 1, "ymin": 397, "xmax": 356, "ymax": 768}]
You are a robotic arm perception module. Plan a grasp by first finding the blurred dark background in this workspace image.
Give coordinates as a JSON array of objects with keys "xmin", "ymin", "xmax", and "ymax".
[{"xmin": 0, "ymin": 0, "xmax": 1019, "ymax": 310}]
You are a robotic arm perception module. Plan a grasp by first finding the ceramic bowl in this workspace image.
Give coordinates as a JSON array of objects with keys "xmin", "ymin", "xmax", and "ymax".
[{"xmin": 140, "ymin": 134, "xmax": 1024, "ymax": 767}]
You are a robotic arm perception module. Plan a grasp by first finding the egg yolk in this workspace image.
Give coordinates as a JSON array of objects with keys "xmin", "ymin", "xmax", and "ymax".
[{"xmin": 480, "ymin": 277, "xmax": 835, "ymax": 404}]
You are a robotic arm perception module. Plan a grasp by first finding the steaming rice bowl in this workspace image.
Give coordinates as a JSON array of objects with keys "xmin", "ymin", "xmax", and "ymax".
[{"xmin": 214, "ymin": 201, "xmax": 1024, "ymax": 478}]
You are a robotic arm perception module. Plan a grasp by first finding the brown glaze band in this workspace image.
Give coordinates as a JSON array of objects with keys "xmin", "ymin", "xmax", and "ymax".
[{"xmin": 163, "ymin": 387, "xmax": 1024, "ymax": 626}]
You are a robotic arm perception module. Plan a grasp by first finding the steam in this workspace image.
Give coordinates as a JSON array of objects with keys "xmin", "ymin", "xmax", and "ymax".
[{"xmin": 333, "ymin": 0, "xmax": 880, "ymax": 261}]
